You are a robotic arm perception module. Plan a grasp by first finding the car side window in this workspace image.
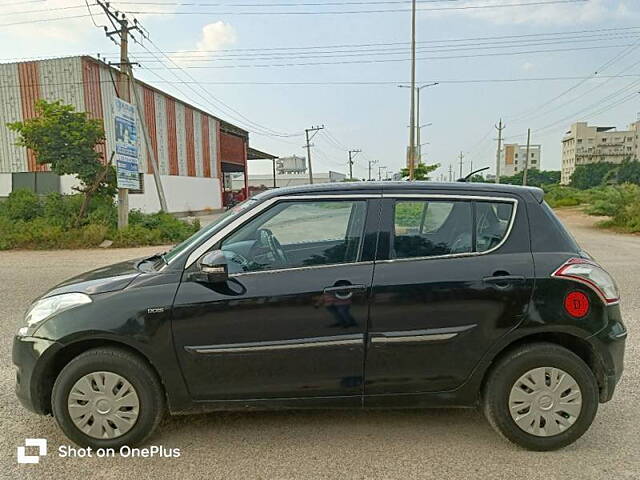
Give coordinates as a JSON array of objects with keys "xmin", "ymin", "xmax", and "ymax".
[
  {"xmin": 476, "ymin": 201, "xmax": 514, "ymax": 252},
  {"xmin": 220, "ymin": 200, "xmax": 367, "ymax": 273},
  {"xmin": 392, "ymin": 198, "xmax": 515, "ymax": 259},
  {"xmin": 393, "ymin": 200, "xmax": 472, "ymax": 259}
]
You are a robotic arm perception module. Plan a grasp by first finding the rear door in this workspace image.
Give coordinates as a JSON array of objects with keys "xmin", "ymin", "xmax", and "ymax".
[{"xmin": 364, "ymin": 193, "xmax": 534, "ymax": 399}]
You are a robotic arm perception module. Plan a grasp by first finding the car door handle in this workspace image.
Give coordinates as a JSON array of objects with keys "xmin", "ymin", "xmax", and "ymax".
[
  {"xmin": 323, "ymin": 284, "xmax": 367, "ymax": 300},
  {"xmin": 482, "ymin": 275, "xmax": 526, "ymax": 286}
]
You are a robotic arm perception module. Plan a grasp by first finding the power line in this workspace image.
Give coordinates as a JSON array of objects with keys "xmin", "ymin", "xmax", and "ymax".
[
  {"xmin": 103, "ymin": 26, "xmax": 640, "ymax": 54},
  {"xmin": 142, "ymin": 43, "xmax": 637, "ymax": 70},
  {"xmin": 122, "ymin": 35, "xmax": 640, "ymax": 64},
  {"xmin": 4, "ymin": 73, "xmax": 640, "ymax": 88},
  {"xmin": 0, "ymin": 13, "xmax": 94, "ymax": 27},
  {"xmin": 120, "ymin": 0, "xmax": 586, "ymax": 15}
]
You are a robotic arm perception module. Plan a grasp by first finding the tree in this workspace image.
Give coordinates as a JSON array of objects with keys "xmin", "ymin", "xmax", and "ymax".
[
  {"xmin": 400, "ymin": 162, "xmax": 439, "ymax": 181},
  {"xmin": 500, "ymin": 170, "xmax": 561, "ymax": 187},
  {"xmin": 569, "ymin": 162, "xmax": 616, "ymax": 190},
  {"xmin": 613, "ymin": 158, "xmax": 640, "ymax": 185},
  {"xmin": 7, "ymin": 100, "xmax": 115, "ymax": 222}
]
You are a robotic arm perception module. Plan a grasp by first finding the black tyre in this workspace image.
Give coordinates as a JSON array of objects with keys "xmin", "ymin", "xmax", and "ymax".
[
  {"xmin": 483, "ymin": 342, "xmax": 599, "ymax": 451},
  {"xmin": 51, "ymin": 347, "xmax": 165, "ymax": 449}
]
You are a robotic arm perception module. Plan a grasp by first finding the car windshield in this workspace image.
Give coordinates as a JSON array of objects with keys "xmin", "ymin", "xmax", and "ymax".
[{"xmin": 162, "ymin": 198, "xmax": 259, "ymax": 265}]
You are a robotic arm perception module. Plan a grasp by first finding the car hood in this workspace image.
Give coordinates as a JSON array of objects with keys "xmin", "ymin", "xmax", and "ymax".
[{"xmin": 43, "ymin": 258, "xmax": 143, "ymax": 298}]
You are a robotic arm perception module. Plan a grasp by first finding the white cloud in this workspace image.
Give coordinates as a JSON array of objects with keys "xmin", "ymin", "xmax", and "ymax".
[
  {"xmin": 197, "ymin": 22, "xmax": 237, "ymax": 52},
  {"xmin": 169, "ymin": 21, "xmax": 237, "ymax": 67},
  {"xmin": 425, "ymin": 0, "xmax": 639, "ymax": 26}
]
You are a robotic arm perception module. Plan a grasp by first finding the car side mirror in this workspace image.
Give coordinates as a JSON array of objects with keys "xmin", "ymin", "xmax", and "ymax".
[{"xmin": 193, "ymin": 250, "xmax": 229, "ymax": 284}]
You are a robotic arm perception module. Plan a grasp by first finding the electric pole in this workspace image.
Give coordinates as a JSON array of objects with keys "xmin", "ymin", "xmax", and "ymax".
[
  {"xmin": 458, "ymin": 151, "xmax": 464, "ymax": 178},
  {"xmin": 448, "ymin": 164, "xmax": 453, "ymax": 182},
  {"xmin": 495, "ymin": 118, "xmax": 505, "ymax": 184},
  {"xmin": 523, "ymin": 128, "xmax": 531, "ymax": 186},
  {"xmin": 304, "ymin": 125, "xmax": 324, "ymax": 184},
  {"xmin": 96, "ymin": 1, "xmax": 167, "ymax": 226},
  {"xmin": 407, "ymin": 0, "xmax": 417, "ymax": 181},
  {"xmin": 348, "ymin": 149, "xmax": 361, "ymax": 180},
  {"xmin": 378, "ymin": 165, "xmax": 387, "ymax": 181},
  {"xmin": 368, "ymin": 159, "xmax": 378, "ymax": 181}
]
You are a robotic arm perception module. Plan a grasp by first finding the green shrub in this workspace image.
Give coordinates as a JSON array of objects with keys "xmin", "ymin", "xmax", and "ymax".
[
  {"xmin": 543, "ymin": 185, "xmax": 584, "ymax": 208},
  {"xmin": 2, "ymin": 189, "xmax": 42, "ymax": 221},
  {"xmin": 0, "ymin": 191, "xmax": 200, "ymax": 250}
]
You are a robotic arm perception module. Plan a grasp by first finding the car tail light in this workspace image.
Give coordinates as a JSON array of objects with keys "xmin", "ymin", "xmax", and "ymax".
[{"xmin": 552, "ymin": 258, "xmax": 620, "ymax": 305}]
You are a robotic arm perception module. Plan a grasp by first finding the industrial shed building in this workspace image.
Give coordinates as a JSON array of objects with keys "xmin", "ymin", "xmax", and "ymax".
[{"xmin": 0, "ymin": 55, "xmax": 269, "ymax": 213}]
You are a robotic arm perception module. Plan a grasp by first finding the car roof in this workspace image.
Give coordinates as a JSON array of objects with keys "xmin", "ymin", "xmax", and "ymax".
[{"xmin": 255, "ymin": 181, "xmax": 544, "ymax": 203}]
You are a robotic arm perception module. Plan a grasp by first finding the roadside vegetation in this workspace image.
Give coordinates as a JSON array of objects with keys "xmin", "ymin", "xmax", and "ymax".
[
  {"xmin": 540, "ymin": 160, "xmax": 640, "ymax": 233},
  {"xmin": 0, "ymin": 190, "xmax": 200, "ymax": 250},
  {"xmin": 1, "ymin": 99, "xmax": 200, "ymax": 250}
]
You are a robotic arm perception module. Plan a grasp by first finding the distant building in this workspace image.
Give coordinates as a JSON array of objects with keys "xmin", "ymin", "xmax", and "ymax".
[
  {"xmin": 499, "ymin": 143, "xmax": 541, "ymax": 177},
  {"xmin": 232, "ymin": 171, "xmax": 346, "ymax": 192},
  {"xmin": 561, "ymin": 121, "xmax": 639, "ymax": 185}
]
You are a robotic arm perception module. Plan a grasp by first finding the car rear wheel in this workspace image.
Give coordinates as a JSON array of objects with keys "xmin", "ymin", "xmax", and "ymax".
[
  {"xmin": 51, "ymin": 347, "xmax": 164, "ymax": 449},
  {"xmin": 483, "ymin": 342, "xmax": 599, "ymax": 451}
]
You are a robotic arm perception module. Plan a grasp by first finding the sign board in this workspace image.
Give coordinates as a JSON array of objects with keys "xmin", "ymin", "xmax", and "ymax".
[{"xmin": 113, "ymin": 98, "xmax": 140, "ymax": 190}]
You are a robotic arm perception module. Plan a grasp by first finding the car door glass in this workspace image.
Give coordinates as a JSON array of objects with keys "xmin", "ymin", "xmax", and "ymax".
[
  {"xmin": 393, "ymin": 200, "xmax": 472, "ymax": 259},
  {"xmin": 476, "ymin": 201, "xmax": 514, "ymax": 252},
  {"xmin": 221, "ymin": 200, "xmax": 367, "ymax": 273}
]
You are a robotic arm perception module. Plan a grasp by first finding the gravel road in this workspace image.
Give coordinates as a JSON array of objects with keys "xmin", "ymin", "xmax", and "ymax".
[{"xmin": 1, "ymin": 209, "xmax": 638, "ymax": 479}]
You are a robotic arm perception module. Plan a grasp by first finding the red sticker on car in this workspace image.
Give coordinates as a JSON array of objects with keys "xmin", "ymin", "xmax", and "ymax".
[{"xmin": 564, "ymin": 291, "xmax": 590, "ymax": 318}]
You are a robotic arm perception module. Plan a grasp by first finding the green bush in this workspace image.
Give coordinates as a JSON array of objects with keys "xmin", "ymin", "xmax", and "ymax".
[
  {"xmin": 542, "ymin": 185, "xmax": 585, "ymax": 208},
  {"xmin": 2, "ymin": 189, "xmax": 42, "ymax": 221},
  {"xmin": 0, "ymin": 190, "xmax": 201, "ymax": 250}
]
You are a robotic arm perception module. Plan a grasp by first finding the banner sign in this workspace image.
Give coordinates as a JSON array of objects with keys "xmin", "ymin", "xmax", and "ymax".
[{"xmin": 113, "ymin": 98, "xmax": 140, "ymax": 190}]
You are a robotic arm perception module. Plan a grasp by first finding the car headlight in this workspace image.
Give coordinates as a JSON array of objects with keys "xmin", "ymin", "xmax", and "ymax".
[{"xmin": 20, "ymin": 293, "xmax": 92, "ymax": 335}]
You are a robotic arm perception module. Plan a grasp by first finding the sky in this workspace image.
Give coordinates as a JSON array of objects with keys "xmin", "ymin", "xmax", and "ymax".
[{"xmin": 1, "ymin": 0, "xmax": 640, "ymax": 180}]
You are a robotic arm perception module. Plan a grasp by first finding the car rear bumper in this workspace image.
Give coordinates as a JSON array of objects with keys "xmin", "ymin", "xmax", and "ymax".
[
  {"xmin": 587, "ymin": 306, "xmax": 627, "ymax": 403},
  {"xmin": 12, "ymin": 335, "xmax": 63, "ymax": 415}
]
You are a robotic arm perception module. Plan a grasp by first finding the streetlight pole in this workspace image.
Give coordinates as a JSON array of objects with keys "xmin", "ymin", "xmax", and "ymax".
[{"xmin": 399, "ymin": 82, "xmax": 438, "ymax": 168}]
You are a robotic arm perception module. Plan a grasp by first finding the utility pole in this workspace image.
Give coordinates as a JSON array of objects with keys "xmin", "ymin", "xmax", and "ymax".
[
  {"xmin": 272, "ymin": 158, "xmax": 277, "ymax": 188},
  {"xmin": 448, "ymin": 164, "xmax": 453, "ymax": 182},
  {"xmin": 407, "ymin": 0, "xmax": 417, "ymax": 181},
  {"xmin": 304, "ymin": 125, "xmax": 324, "ymax": 184},
  {"xmin": 495, "ymin": 118, "xmax": 505, "ymax": 184},
  {"xmin": 96, "ymin": 1, "xmax": 167, "ymax": 226},
  {"xmin": 523, "ymin": 128, "xmax": 531, "ymax": 186},
  {"xmin": 348, "ymin": 149, "xmax": 361, "ymax": 180},
  {"xmin": 469, "ymin": 159, "xmax": 473, "ymax": 175},
  {"xmin": 458, "ymin": 151, "xmax": 464, "ymax": 178},
  {"xmin": 378, "ymin": 165, "xmax": 387, "ymax": 181},
  {"xmin": 368, "ymin": 159, "xmax": 378, "ymax": 181}
]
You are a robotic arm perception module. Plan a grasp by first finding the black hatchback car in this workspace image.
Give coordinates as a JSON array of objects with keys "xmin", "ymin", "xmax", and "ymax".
[{"xmin": 13, "ymin": 182, "xmax": 626, "ymax": 451}]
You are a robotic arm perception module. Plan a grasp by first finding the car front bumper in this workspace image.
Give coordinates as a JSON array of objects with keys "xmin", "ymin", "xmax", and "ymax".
[{"xmin": 12, "ymin": 335, "xmax": 63, "ymax": 415}]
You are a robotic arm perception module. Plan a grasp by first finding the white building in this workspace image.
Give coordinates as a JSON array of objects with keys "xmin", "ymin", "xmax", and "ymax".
[
  {"xmin": 561, "ymin": 121, "xmax": 639, "ymax": 185},
  {"xmin": 499, "ymin": 143, "xmax": 541, "ymax": 177}
]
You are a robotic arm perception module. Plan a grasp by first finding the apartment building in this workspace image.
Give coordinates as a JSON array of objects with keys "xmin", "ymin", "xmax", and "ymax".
[
  {"xmin": 561, "ymin": 121, "xmax": 639, "ymax": 185},
  {"xmin": 499, "ymin": 143, "xmax": 541, "ymax": 177}
]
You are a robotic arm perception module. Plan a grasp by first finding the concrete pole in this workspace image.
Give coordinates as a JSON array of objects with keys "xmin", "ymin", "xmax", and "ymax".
[{"xmin": 523, "ymin": 128, "xmax": 531, "ymax": 186}]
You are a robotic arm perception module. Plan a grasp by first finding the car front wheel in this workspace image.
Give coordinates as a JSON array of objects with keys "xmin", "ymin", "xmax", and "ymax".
[
  {"xmin": 51, "ymin": 347, "xmax": 165, "ymax": 449},
  {"xmin": 483, "ymin": 342, "xmax": 599, "ymax": 451}
]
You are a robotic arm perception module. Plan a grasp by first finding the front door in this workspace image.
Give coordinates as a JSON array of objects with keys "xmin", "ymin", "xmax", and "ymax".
[
  {"xmin": 172, "ymin": 197, "xmax": 378, "ymax": 402},
  {"xmin": 364, "ymin": 194, "xmax": 534, "ymax": 398}
]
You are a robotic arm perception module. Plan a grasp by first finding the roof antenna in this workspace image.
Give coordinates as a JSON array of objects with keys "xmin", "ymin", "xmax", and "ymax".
[{"xmin": 458, "ymin": 166, "xmax": 490, "ymax": 182}]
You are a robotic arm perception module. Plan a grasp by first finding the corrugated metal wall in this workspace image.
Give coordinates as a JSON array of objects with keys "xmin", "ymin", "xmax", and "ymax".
[
  {"xmin": 0, "ymin": 56, "xmax": 223, "ymax": 180},
  {"xmin": 0, "ymin": 62, "xmax": 26, "ymax": 172}
]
